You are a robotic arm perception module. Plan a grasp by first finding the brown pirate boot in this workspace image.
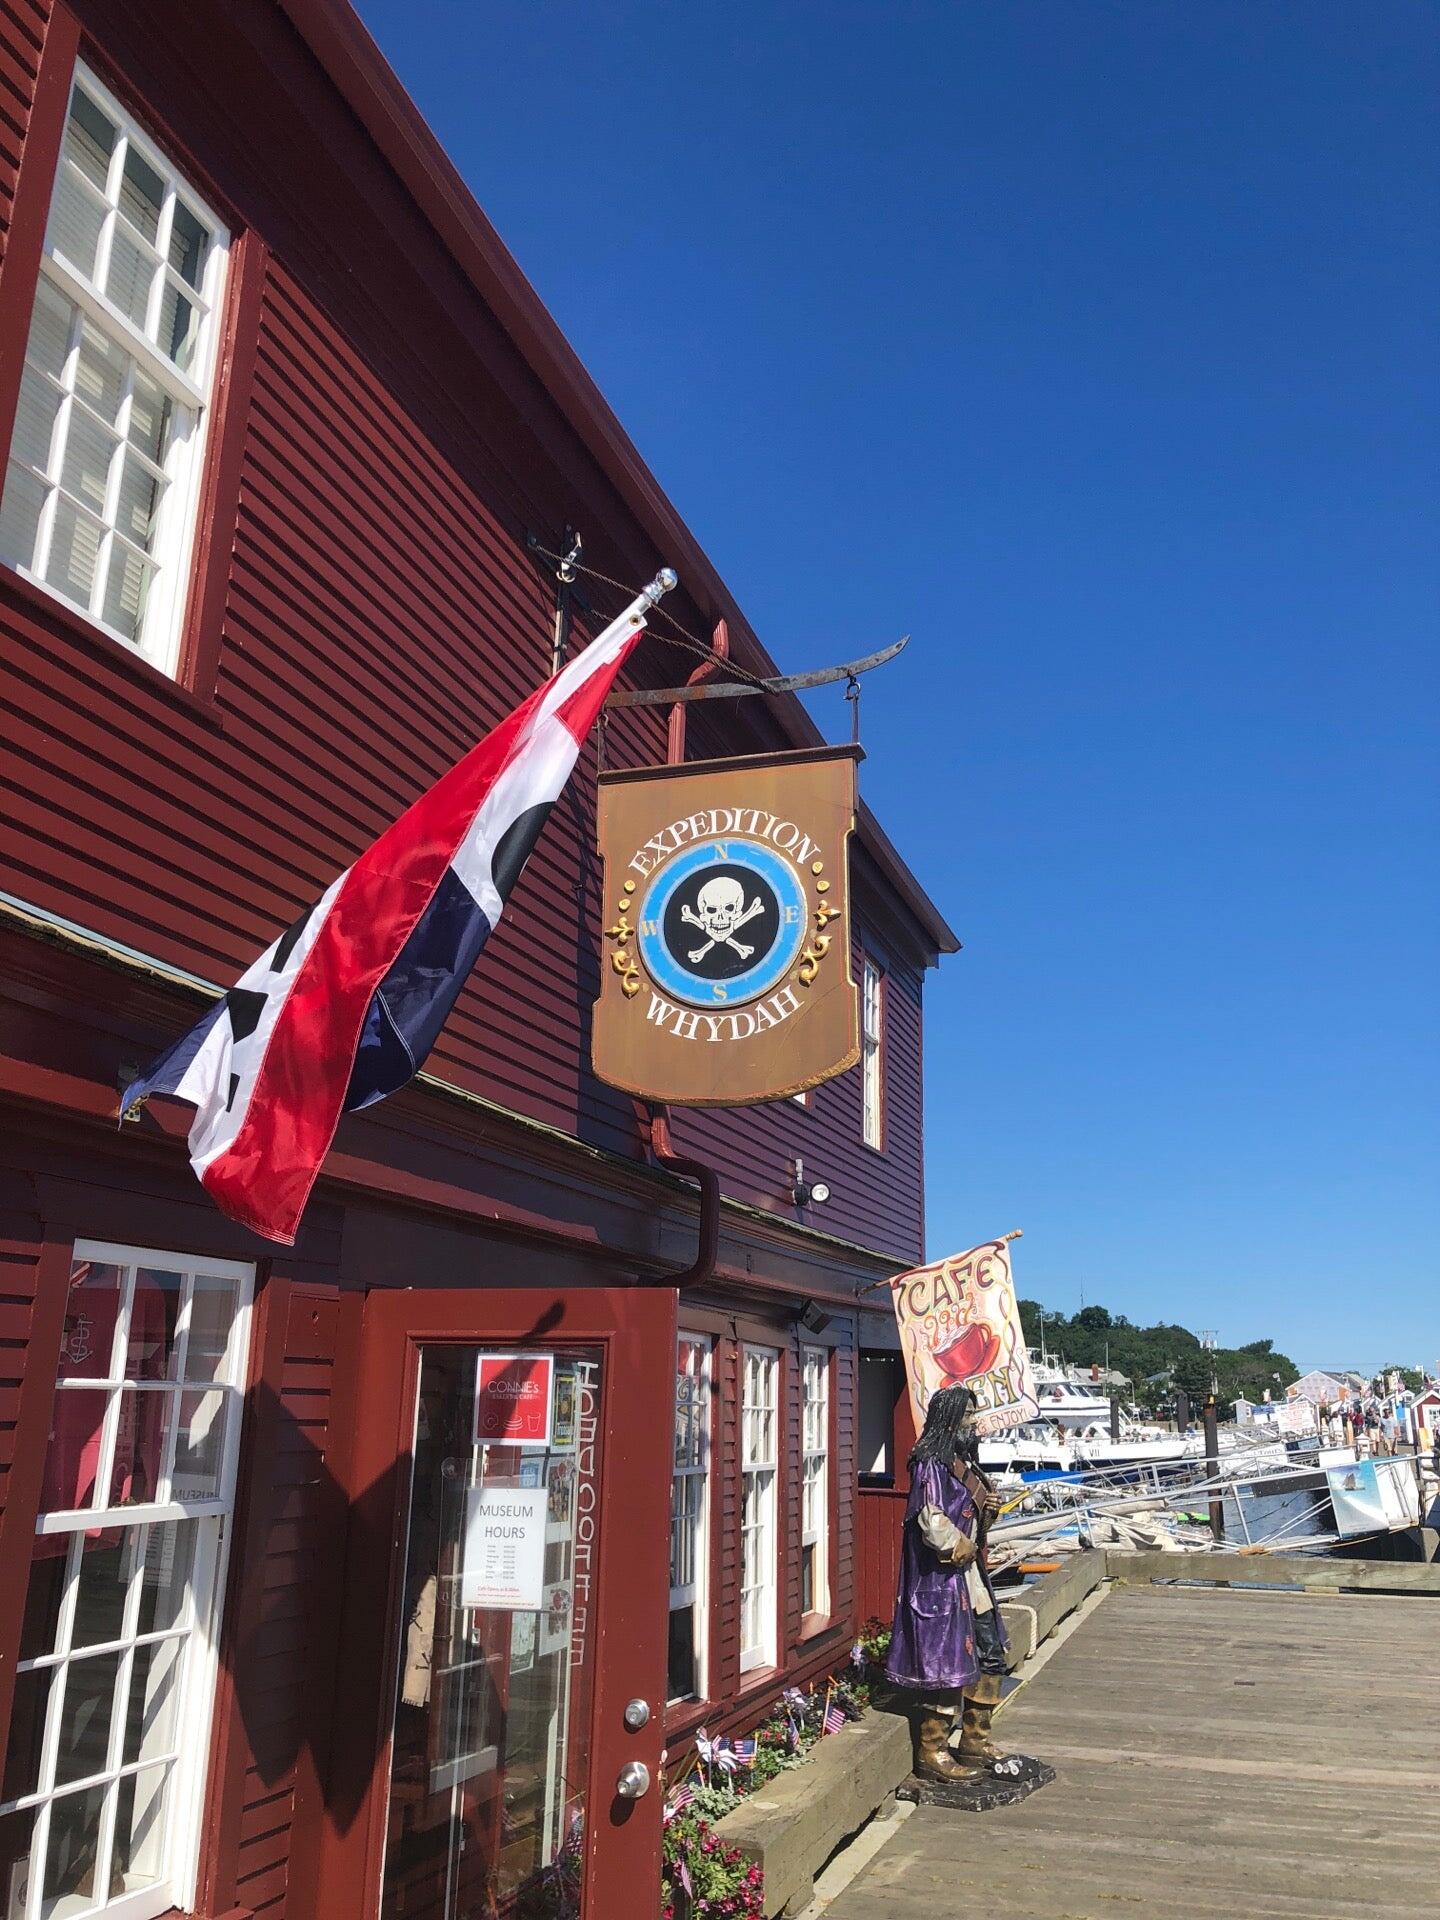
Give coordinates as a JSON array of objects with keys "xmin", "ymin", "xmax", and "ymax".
[
  {"xmin": 955, "ymin": 1673, "xmax": 1004, "ymax": 1768},
  {"xmin": 913, "ymin": 1705, "xmax": 969, "ymax": 1783}
]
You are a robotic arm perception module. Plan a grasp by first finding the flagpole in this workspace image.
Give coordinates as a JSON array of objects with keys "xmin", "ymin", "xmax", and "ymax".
[
  {"xmin": 855, "ymin": 1228, "xmax": 1023, "ymax": 1296},
  {"xmin": 542, "ymin": 568, "xmax": 676, "ymax": 695},
  {"xmin": 600, "ymin": 567, "xmax": 678, "ymax": 644}
]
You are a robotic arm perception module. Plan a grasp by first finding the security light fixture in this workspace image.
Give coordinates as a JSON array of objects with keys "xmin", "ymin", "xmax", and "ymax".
[
  {"xmin": 798, "ymin": 1300, "xmax": 832, "ymax": 1336},
  {"xmin": 791, "ymin": 1158, "xmax": 831, "ymax": 1208}
]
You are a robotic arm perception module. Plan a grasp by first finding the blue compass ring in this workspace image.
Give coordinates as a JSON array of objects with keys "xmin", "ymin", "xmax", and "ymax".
[{"xmin": 635, "ymin": 838, "xmax": 808, "ymax": 1009}]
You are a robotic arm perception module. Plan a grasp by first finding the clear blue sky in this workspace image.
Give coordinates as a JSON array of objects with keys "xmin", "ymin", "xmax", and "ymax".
[{"xmin": 352, "ymin": 1, "xmax": 1438, "ymax": 1373}]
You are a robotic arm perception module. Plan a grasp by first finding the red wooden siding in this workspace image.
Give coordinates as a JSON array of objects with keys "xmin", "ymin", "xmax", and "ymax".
[
  {"xmin": 0, "ymin": 181, "xmax": 930, "ymax": 1263},
  {"xmin": 676, "ymin": 922, "xmax": 925, "ymax": 1262},
  {"xmin": 231, "ymin": 1286, "xmax": 342, "ymax": 1919},
  {"xmin": 193, "ymin": 1266, "xmax": 346, "ymax": 1920},
  {"xmin": 857, "ymin": 1486, "xmax": 906, "ymax": 1627},
  {"xmin": 0, "ymin": 1, "xmax": 50, "ymax": 274}
]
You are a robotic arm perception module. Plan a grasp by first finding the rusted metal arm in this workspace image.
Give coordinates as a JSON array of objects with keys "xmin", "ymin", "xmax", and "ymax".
[{"xmin": 606, "ymin": 635, "xmax": 909, "ymax": 709}]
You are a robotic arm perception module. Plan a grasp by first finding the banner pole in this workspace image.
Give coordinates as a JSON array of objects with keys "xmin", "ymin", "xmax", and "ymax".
[{"xmin": 855, "ymin": 1229, "xmax": 1023, "ymax": 1296}]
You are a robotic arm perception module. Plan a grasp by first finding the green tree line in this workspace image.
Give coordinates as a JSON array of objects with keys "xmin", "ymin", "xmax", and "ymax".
[{"xmin": 1016, "ymin": 1300, "xmax": 1301, "ymax": 1411}]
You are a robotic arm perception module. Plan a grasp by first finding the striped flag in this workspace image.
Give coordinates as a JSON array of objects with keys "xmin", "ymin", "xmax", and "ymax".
[
  {"xmin": 729, "ymin": 1737, "xmax": 758, "ymax": 1766},
  {"xmin": 664, "ymin": 1782, "xmax": 695, "ymax": 1822},
  {"xmin": 120, "ymin": 575, "xmax": 672, "ymax": 1243},
  {"xmin": 822, "ymin": 1697, "xmax": 847, "ymax": 1736}
]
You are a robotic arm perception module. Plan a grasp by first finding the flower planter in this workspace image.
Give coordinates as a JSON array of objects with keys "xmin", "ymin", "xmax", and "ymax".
[{"xmin": 712, "ymin": 1706, "xmax": 912, "ymax": 1918}]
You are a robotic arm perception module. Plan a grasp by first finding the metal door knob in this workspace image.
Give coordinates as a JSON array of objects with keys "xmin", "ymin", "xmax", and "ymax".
[
  {"xmin": 623, "ymin": 1699, "xmax": 651, "ymax": 1731},
  {"xmin": 616, "ymin": 1760, "xmax": 651, "ymax": 1800}
]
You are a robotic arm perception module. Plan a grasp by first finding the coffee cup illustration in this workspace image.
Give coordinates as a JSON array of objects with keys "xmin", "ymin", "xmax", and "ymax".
[{"xmin": 933, "ymin": 1321, "xmax": 1001, "ymax": 1381}]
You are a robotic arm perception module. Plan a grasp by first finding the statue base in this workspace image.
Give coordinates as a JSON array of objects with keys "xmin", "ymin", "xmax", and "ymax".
[{"xmin": 897, "ymin": 1754, "xmax": 1055, "ymax": 1811}]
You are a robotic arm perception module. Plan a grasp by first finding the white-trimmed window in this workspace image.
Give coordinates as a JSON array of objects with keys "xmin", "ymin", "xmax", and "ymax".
[
  {"xmin": 667, "ymin": 1334, "xmax": 710, "ymax": 1704},
  {"xmin": 800, "ymin": 1347, "xmax": 830, "ymax": 1620},
  {"xmin": 0, "ymin": 1242, "xmax": 253, "ymax": 1920},
  {"xmin": 861, "ymin": 957, "xmax": 884, "ymax": 1150},
  {"xmin": 0, "ymin": 65, "xmax": 229, "ymax": 675},
  {"xmin": 739, "ymin": 1345, "xmax": 778, "ymax": 1673}
]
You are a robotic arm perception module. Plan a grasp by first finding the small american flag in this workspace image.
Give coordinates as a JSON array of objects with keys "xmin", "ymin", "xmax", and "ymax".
[
  {"xmin": 729, "ymin": 1737, "xmax": 758, "ymax": 1765},
  {"xmin": 823, "ymin": 1698, "xmax": 847, "ymax": 1736},
  {"xmin": 664, "ymin": 1782, "xmax": 695, "ymax": 1822}
]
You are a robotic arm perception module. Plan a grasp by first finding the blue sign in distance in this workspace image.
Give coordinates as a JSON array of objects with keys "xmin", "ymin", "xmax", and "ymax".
[{"xmin": 636, "ymin": 838, "xmax": 808, "ymax": 1009}]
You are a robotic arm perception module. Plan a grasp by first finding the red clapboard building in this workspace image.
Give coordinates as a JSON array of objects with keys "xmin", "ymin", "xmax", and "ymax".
[{"xmin": 0, "ymin": 4, "xmax": 956, "ymax": 1917}]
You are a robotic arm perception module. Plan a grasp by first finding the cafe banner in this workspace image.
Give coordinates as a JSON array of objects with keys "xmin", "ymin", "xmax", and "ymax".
[
  {"xmin": 593, "ymin": 746, "xmax": 860, "ymax": 1105},
  {"xmin": 889, "ymin": 1238, "xmax": 1038, "ymax": 1439}
]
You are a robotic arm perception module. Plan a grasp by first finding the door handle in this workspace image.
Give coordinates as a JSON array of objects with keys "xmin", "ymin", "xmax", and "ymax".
[{"xmin": 616, "ymin": 1760, "xmax": 651, "ymax": 1800}]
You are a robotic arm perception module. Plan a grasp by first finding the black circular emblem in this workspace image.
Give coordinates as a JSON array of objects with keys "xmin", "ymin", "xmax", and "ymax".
[{"xmin": 661, "ymin": 861, "xmax": 781, "ymax": 985}]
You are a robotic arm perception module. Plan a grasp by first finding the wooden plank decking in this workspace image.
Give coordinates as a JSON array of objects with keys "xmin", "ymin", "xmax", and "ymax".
[{"xmin": 828, "ymin": 1583, "xmax": 1440, "ymax": 1919}]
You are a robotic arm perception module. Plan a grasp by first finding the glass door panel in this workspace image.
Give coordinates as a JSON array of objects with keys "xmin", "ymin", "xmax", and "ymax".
[{"xmin": 380, "ymin": 1346, "xmax": 599, "ymax": 1920}]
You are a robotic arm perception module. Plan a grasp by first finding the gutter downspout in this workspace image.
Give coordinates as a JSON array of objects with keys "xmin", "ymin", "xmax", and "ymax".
[{"xmin": 638, "ymin": 1104, "xmax": 719, "ymax": 1291}]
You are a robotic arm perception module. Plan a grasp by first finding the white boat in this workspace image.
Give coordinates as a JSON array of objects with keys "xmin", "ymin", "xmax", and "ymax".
[
  {"xmin": 1069, "ymin": 1420, "xmax": 1199, "ymax": 1472},
  {"xmin": 981, "ymin": 1356, "xmax": 1293, "ymax": 1480},
  {"xmin": 1030, "ymin": 1362, "xmax": 1116, "ymax": 1430},
  {"xmin": 978, "ymin": 1421, "xmax": 1075, "ymax": 1478},
  {"xmin": 984, "ymin": 1360, "xmax": 1201, "ymax": 1477}
]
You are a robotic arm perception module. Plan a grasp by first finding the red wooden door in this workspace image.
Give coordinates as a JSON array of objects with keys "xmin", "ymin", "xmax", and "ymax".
[{"xmin": 314, "ymin": 1286, "xmax": 676, "ymax": 1919}]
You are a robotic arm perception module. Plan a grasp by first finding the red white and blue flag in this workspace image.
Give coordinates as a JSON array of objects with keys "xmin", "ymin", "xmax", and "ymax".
[
  {"xmin": 121, "ymin": 577, "xmax": 671, "ymax": 1244},
  {"xmin": 663, "ymin": 1782, "xmax": 695, "ymax": 1823}
]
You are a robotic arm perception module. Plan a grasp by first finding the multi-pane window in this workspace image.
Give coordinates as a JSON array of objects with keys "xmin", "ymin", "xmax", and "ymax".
[
  {"xmin": 739, "ymin": 1345, "xmax": 778, "ymax": 1673},
  {"xmin": 861, "ymin": 957, "xmax": 884, "ymax": 1150},
  {"xmin": 0, "ymin": 67, "xmax": 229, "ymax": 674},
  {"xmin": 800, "ymin": 1348, "xmax": 830, "ymax": 1619},
  {"xmin": 667, "ymin": 1335, "xmax": 710, "ymax": 1704},
  {"xmin": 0, "ymin": 1242, "xmax": 253, "ymax": 1920}
]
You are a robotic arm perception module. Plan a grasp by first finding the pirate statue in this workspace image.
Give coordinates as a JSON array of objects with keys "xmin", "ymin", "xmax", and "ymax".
[{"xmin": 886, "ymin": 1384, "xmax": 1009, "ymax": 1782}]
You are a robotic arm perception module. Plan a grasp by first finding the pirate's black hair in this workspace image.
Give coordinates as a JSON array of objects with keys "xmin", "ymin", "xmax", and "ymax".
[{"xmin": 909, "ymin": 1384, "xmax": 981, "ymax": 1471}]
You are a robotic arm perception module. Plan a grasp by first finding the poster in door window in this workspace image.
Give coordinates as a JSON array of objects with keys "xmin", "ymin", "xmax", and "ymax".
[
  {"xmin": 460, "ymin": 1486, "xmax": 548, "ymax": 1610},
  {"xmin": 475, "ymin": 1352, "xmax": 554, "ymax": 1446},
  {"xmin": 551, "ymin": 1367, "xmax": 577, "ymax": 1449},
  {"xmin": 539, "ymin": 1580, "xmax": 572, "ymax": 1657}
]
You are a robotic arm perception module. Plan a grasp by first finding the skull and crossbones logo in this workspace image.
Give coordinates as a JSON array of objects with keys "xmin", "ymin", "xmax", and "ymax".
[{"xmin": 680, "ymin": 876, "xmax": 766, "ymax": 962}]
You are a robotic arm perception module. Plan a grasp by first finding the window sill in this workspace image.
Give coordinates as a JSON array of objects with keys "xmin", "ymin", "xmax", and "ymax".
[
  {"xmin": 155, "ymin": 1908, "xmax": 252, "ymax": 1920},
  {"xmin": 663, "ymin": 1696, "xmax": 712, "ymax": 1744},
  {"xmin": 798, "ymin": 1611, "xmax": 834, "ymax": 1645},
  {"xmin": 736, "ymin": 1661, "xmax": 780, "ymax": 1702},
  {"xmin": 0, "ymin": 563, "xmax": 223, "ymax": 730}
]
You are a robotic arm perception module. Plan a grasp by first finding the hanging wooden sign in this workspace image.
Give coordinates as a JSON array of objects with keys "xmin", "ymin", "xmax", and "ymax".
[{"xmin": 593, "ymin": 746, "xmax": 860, "ymax": 1105}]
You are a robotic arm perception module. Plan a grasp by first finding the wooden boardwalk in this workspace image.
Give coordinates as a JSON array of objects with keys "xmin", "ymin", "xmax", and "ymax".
[{"xmin": 827, "ymin": 1583, "xmax": 1440, "ymax": 1919}]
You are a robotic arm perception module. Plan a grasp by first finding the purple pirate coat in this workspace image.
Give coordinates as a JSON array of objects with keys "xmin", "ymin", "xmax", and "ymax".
[{"xmin": 885, "ymin": 1455, "xmax": 1002, "ymax": 1691}]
